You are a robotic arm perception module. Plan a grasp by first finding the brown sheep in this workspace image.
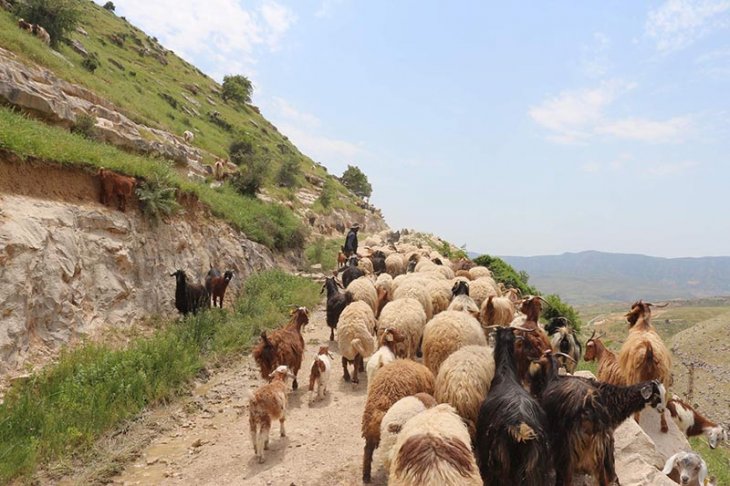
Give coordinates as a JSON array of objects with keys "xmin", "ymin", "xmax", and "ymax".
[
  {"xmin": 617, "ymin": 300, "xmax": 672, "ymax": 432},
  {"xmin": 584, "ymin": 330, "xmax": 623, "ymax": 385},
  {"xmin": 249, "ymin": 365, "xmax": 296, "ymax": 463},
  {"xmin": 361, "ymin": 359, "xmax": 435, "ymax": 483},
  {"xmin": 98, "ymin": 168, "xmax": 136, "ymax": 212},
  {"xmin": 252, "ymin": 307, "xmax": 310, "ymax": 390}
]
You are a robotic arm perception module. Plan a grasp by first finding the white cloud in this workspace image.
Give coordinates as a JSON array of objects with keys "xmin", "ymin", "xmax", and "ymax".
[
  {"xmin": 529, "ymin": 80, "xmax": 635, "ymax": 143},
  {"xmin": 580, "ymin": 32, "xmax": 612, "ymax": 78},
  {"xmin": 112, "ymin": 0, "xmax": 296, "ymax": 81},
  {"xmin": 596, "ymin": 116, "xmax": 693, "ymax": 142},
  {"xmin": 316, "ymin": 0, "xmax": 345, "ymax": 18},
  {"xmin": 646, "ymin": 0, "xmax": 730, "ymax": 52}
]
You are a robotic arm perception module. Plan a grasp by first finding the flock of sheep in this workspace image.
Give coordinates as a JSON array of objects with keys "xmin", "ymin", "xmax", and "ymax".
[{"xmin": 224, "ymin": 242, "xmax": 727, "ymax": 485}]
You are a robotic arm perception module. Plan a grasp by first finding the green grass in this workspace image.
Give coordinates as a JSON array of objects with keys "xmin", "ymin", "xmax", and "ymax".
[
  {"xmin": 0, "ymin": 270, "xmax": 320, "ymax": 482},
  {"xmin": 689, "ymin": 438, "xmax": 730, "ymax": 484},
  {"xmin": 0, "ymin": 106, "xmax": 306, "ymax": 249},
  {"xmin": 0, "ymin": 4, "xmax": 364, "ymax": 214},
  {"xmin": 304, "ymin": 237, "xmax": 343, "ymax": 272}
]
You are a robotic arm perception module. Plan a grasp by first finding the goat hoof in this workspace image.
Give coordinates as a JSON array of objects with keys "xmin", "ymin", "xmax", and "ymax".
[
  {"xmin": 292, "ymin": 379, "xmax": 298, "ymax": 390},
  {"xmin": 258, "ymin": 456, "xmax": 265, "ymax": 464},
  {"xmin": 343, "ymin": 374, "xmax": 351, "ymax": 382}
]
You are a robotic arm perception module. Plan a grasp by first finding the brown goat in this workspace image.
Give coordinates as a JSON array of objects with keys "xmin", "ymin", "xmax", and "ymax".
[
  {"xmin": 18, "ymin": 18, "xmax": 33, "ymax": 32},
  {"xmin": 249, "ymin": 365, "xmax": 296, "ymax": 463},
  {"xmin": 617, "ymin": 300, "xmax": 672, "ymax": 432},
  {"xmin": 98, "ymin": 168, "xmax": 136, "ymax": 212},
  {"xmin": 512, "ymin": 296, "xmax": 551, "ymax": 386},
  {"xmin": 208, "ymin": 270, "xmax": 233, "ymax": 308},
  {"xmin": 667, "ymin": 395, "xmax": 728, "ymax": 449},
  {"xmin": 252, "ymin": 307, "xmax": 310, "ymax": 390},
  {"xmin": 584, "ymin": 331, "xmax": 624, "ymax": 385}
]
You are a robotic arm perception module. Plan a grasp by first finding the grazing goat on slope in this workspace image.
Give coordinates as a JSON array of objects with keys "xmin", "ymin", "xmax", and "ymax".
[
  {"xmin": 545, "ymin": 316, "xmax": 582, "ymax": 374},
  {"xmin": 252, "ymin": 307, "xmax": 310, "ymax": 390},
  {"xmin": 98, "ymin": 168, "xmax": 136, "ymax": 212},
  {"xmin": 617, "ymin": 300, "xmax": 672, "ymax": 432},
  {"xmin": 535, "ymin": 351, "xmax": 666, "ymax": 486},
  {"xmin": 321, "ymin": 275, "xmax": 353, "ymax": 341},
  {"xmin": 248, "ymin": 365, "xmax": 296, "ymax": 463},
  {"xmin": 667, "ymin": 395, "xmax": 728, "ymax": 449},
  {"xmin": 474, "ymin": 327, "xmax": 550, "ymax": 486},
  {"xmin": 171, "ymin": 269, "xmax": 210, "ymax": 315}
]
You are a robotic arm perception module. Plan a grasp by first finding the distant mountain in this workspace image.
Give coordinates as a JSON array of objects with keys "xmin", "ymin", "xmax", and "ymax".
[{"xmin": 500, "ymin": 251, "xmax": 730, "ymax": 305}]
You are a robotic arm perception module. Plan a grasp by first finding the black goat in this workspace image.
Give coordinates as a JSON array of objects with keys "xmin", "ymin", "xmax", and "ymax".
[
  {"xmin": 341, "ymin": 256, "xmax": 365, "ymax": 288},
  {"xmin": 171, "ymin": 269, "xmax": 210, "ymax": 315},
  {"xmin": 321, "ymin": 276, "xmax": 354, "ymax": 341},
  {"xmin": 545, "ymin": 317, "xmax": 582, "ymax": 374},
  {"xmin": 369, "ymin": 250, "xmax": 386, "ymax": 275},
  {"xmin": 475, "ymin": 327, "xmax": 550, "ymax": 486},
  {"xmin": 536, "ymin": 352, "xmax": 666, "ymax": 486}
]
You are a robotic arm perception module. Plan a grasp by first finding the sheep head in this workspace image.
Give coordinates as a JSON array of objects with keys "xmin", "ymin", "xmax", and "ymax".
[
  {"xmin": 451, "ymin": 280, "xmax": 470, "ymax": 297},
  {"xmin": 269, "ymin": 365, "xmax": 296, "ymax": 381}
]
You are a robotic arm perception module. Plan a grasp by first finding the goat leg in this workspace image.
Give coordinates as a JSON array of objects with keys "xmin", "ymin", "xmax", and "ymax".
[
  {"xmin": 358, "ymin": 354, "xmax": 365, "ymax": 373},
  {"xmin": 659, "ymin": 410, "xmax": 668, "ymax": 433},
  {"xmin": 363, "ymin": 437, "xmax": 376, "ymax": 483},
  {"xmin": 342, "ymin": 357, "xmax": 351, "ymax": 382},
  {"xmin": 329, "ymin": 326, "xmax": 335, "ymax": 341},
  {"xmin": 352, "ymin": 356, "xmax": 360, "ymax": 383}
]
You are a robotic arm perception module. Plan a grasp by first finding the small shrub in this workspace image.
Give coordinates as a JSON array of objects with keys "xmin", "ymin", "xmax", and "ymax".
[
  {"xmin": 103, "ymin": 1, "xmax": 115, "ymax": 11},
  {"xmin": 81, "ymin": 56, "xmax": 99, "ymax": 73},
  {"xmin": 135, "ymin": 176, "xmax": 181, "ymax": 223},
  {"xmin": 276, "ymin": 157, "xmax": 300, "ymax": 188},
  {"xmin": 542, "ymin": 294, "xmax": 582, "ymax": 332},
  {"xmin": 208, "ymin": 111, "xmax": 232, "ymax": 131},
  {"xmin": 15, "ymin": 0, "xmax": 80, "ymax": 48},
  {"xmin": 70, "ymin": 113, "xmax": 97, "ymax": 139},
  {"xmin": 159, "ymin": 92, "xmax": 178, "ymax": 110},
  {"xmin": 230, "ymin": 161, "xmax": 267, "ymax": 196},
  {"xmin": 316, "ymin": 178, "xmax": 336, "ymax": 208}
]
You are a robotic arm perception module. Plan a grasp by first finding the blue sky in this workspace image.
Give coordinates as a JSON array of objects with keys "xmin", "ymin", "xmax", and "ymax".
[{"xmin": 110, "ymin": 0, "xmax": 730, "ymax": 257}]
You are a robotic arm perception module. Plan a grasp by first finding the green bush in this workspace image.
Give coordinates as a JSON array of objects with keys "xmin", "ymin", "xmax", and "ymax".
[
  {"xmin": 542, "ymin": 294, "xmax": 582, "ymax": 331},
  {"xmin": 81, "ymin": 56, "xmax": 99, "ymax": 73},
  {"xmin": 0, "ymin": 270, "xmax": 320, "ymax": 482},
  {"xmin": 103, "ymin": 1, "xmax": 115, "ymax": 12},
  {"xmin": 221, "ymin": 74, "xmax": 253, "ymax": 104},
  {"xmin": 340, "ymin": 164, "xmax": 372, "ymax": 199},
  {"xmin": 304, "ymin": 237, "xmax": 342, "ymax": 272},
  {"xmin": 229, "ymin": 135, "xmax": 268, "ymax": 195},
  {"xmin": 135, "ymin": 176, "xmax": 181, "ymax": 223},
  {"xmin": 316, "ymin": 178, "xmax": 336, "ymax": 208},
  {"xmin": 70, "ymin": 113, "xmax": 97, "ymax": 139},
  {"xmin": 276, "ymin": 157, "xmax": 300, "ymax": 188},
  {"xmin": 15, "ymin": 0, "xmax": 80, "ymax": 48}
]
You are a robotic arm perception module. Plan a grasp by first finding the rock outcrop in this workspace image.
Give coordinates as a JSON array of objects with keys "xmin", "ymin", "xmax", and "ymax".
[{"xmin": 0, "ymin": 190, "xmax": 275, "ymax": 376}]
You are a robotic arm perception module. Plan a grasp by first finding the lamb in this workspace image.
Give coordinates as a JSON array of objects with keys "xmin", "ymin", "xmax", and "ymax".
[
  {"xmin": 422, "ymin": 310, "xmax": 487, "ymax": 375},
  {"xmin": 308, "ymin": 346, "xmax": 334, "ymax": 404},
  {"xmin": 361, "ymin": 359, "xmax": 435, "ymax": 482},
  {"xmin": 666, "ymin": 395, "xmax": 728, "ymax": 448},
  {"xmin": 32, "ymin": 24, "xmax": 50, "ymax": 45},
  {"xmin": 170, "ymin": 269, "xmax": 210, "ymax": 315},
  {"xmin": 617, "ymin": 300, "xmax": 672, "ymax": 432},
  {"xmin": 376, "ymin": 298, "xmax": 427, "ymax": 359},
  {"xmin": 321, "ymin": 276, "xmax": 353, "ymax": 341},
  {"xmin": 545, "ymin": 316, "xmax": 582, "ymax": 374},
  {"xmin": 183, "ymin": 130, "xmax": 194, "ymax": 142},
  {"xmin": 583, "ymin": 331, "xmax": 623, "ymax": 385},
  {"xmin": 446, "ymin": 280, "xmax": 479, "ymax": 318},
  {"xmin": 17, "ymin": 18, "xmax": 33, "ymax": 32},
  {"xmin": 434, "ymin": 345, "xmax": 495, "ymax": 436},
  {"xmin": 366, "ymin": 328, "xmax": 406, "ymax": 389},
  {"xmin": 337, "ymin": 301, "xmax": 376, "ymax": 384},
  {"xmin": 379, "ymin": 393, "xmax": 437, "ymax": 471},
  {"xmin": 474, "ymin": 327, "xmax": 550, "ymax": 486},
  {"xmin": 385, "ymin": 253, "xmax": 405, "ymax": 276},
  {"xmin": 662, "ymin": 451, "xmax": 710, "ymax": 486},
  {"xmin": 252, "ymin": 307, "xmax": 310, "ymax": 390},
  {"xmin": 205, "ymin": 269, "xmax": 233, "ymax": 308},
  {"xmin": 248, "ymin": 365, "xmax": 296, "ymax": 463},
  {"xmin": 537, "ymin": 350, "xmax": 667, "ymax": 486},
  {"xmin": 98, "ymin": 168, "xmax": 136, "ymax": 212},
  {"xmin": 347, "ymin": 276, "xmax": 378, "ymax": 315},
  {"xmin": 388, "ymin": 403, "xmax": 482, "ymax": 486}
]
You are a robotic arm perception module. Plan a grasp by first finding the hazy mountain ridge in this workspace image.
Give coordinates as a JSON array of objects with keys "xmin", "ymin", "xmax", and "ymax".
[{"xmin": 500, "ymin": 250, "xmax": 730, "ymax": 304}]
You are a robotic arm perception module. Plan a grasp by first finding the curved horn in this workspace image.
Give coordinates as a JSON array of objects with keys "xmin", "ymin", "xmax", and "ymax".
[
  {"xmin": 511, "ymin": 326, "xmax": 536, "ymax": 333},
  {"xmin": 588, "ymin": 329, "xmax": 596, "ymax": 342},
  {"xmin": 536, "ymin": 296, "xmax": 550, "ymax": 306},
  {"xmin": 554, "ymin": 352, "xmax": 577, "ymax": 363}
]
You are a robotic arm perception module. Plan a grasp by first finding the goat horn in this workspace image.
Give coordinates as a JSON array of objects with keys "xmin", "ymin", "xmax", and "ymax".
[
  {"xmin": 554, "ymin": 352, "xmax": 577, "ymax": 363},
  {"xmin": 511, "ymin": 326, "xmax": 536, "ymax": 333},
  {"xmin": 484, "ymin": 325, "xmax": 503, "ymax": 330},
  {"xmin": 588, "ymin": 329, "xmax": 596, "ymax": 341},
  {"xmin": 536, "ymin": 296, "xmax": 550, "ymax": 306}
]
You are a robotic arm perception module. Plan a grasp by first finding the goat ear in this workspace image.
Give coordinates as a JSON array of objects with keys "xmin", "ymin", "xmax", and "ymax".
[
  {"xmin": 698, "ymin": 462, "xmax": 708, "ymax": 486},
  {"xmin": 640, "ymin": 384, "xmax": 653, "ymax": 400},
  {"xmin": 662, "ymin": 453, "xmax": 679, "ymax": 475},
  {"xmin": 385, "ymin": 332, "xmax": 394, "ymax": 342}
]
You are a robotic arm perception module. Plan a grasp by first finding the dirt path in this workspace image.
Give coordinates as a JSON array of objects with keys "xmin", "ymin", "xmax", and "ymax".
[{"xmin": 110, "ymin": 305, "xmax": 388, "ymax": 486}]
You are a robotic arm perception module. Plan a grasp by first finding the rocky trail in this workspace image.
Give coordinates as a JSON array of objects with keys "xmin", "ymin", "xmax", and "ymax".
[{"xmin": 106, "ymin": 306, "xmax": 387, "ymax": 486}]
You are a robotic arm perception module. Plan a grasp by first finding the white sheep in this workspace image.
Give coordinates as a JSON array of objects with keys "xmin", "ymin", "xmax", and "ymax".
[
  {"xmin": 337, "ymin": 301, "xmax": 376, "ymax": 384},
  {"xmin": 379, "ymin": 393, "xmax": 437, "ymax": 471},
  {"xmin": 377, "ymin": 298, "xmax": 428, "ymax": 359},
  {"xmin": 422, "ymin": 310, "xmax": 487, "ymax": 376},
  {"xmin": 468, "ymin": 266, "xmax": 492, "ymax": 280},
  {"xmin": 388, "ymin": 403, "xmax": 482, "ymax": 486},
  {"xmin": 467, "ymin": 277, "xmax": 499, "ymax": 308},
  {"xmin": 434, "ymin": 345, "xmax": 495, "ymax": 435},
  {"xmin": 366, "ymin": 327, "xmax": 406, "ymax": 390},
  {"xmin": 393, "ymin": 279, "xmax": 433, "ymax": 321},
  {"xmin": 426, "ymin": 279, "xmax": 453, "ymax": 316},
  {"xmin": 385, "ymin": 253, "xmax": 406, "ymax": 276},
  {"xmin": 375, "ymin": 273, "xmax": 394, "ymax": 300},
  {"xmin": 183, "ymin": 130, "xmax": 194, "ymax": 142},
  {"xmin": 347, "ymin": 276, "xmax": 378, "ymax": 315}
]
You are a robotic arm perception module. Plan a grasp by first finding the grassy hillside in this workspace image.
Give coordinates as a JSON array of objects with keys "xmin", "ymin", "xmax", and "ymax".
[{"xmin": 0, "ymin": 1, "xmax": 365, "ymax": 219}]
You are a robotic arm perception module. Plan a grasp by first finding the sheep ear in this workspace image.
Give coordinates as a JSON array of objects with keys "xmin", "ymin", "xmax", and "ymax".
[
  {"xmin": 640, "ymin": 384, "xmax": 653, "ymax": 400},
  {"xmin": 661, "ymin": 454, "xmax": 678, "ymax": 475}
]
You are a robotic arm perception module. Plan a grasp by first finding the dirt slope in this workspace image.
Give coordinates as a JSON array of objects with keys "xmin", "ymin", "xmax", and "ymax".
[{"xmin": 108, "ymin": 306, "xmax": 387, "ymax": 486}]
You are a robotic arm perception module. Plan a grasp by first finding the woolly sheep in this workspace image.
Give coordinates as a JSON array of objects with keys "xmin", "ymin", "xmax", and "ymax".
[
  {"xmin": 388, "ymin": 403, "xmax": 481, "ymax": 486},
  {"xmin": 434, "ymin": 345, "xmax": 495, "ymax": 436},
  {"xmin": 367, "ymin": 328, "xmax": 406, "ymax": 389},
  {"xmin": 446, "ymin": 287, "xmax": 480, "ymax": 318},
  {"xmin": 467, "ymin": 277, "xmax": 499, "ymax": 307},
  {"xmin": 337, "ymin": 301, "xmax": 377, "ymax": 384},
  {"xmin": 385, "ymin": 253, "xmax": 406, "ymax": 276},
  {"xmin": 426, "ymin": 279, "xmax": 453, "ymax": 315},
  {"xmin": 479, "ymin": 295, "xmax": 515, "ymax": 329},
  {"xmin": 359, "ymin": 257, "xmax": 375, "ymax": 275},
  {"xmin": 468, "ymin": 266, "xmax": 492, "ymax": 280},
  {"xmin": 422, "ymin": 310, "xmax": 487, "ymax": 376},
  {"xmin": 393, "ymin": 280, "xmax": 433, "ymax": 321},
  {"xmin": 379, "ymin": 393, "xmax": 438, "ymax": 471},
  {"xmin": 375, "ymin": 273, "xmax": 394, "ymax": 299},
  {"xmin": 362, "ymin": 359, "xmax": 436, "ymax": 482},
  {"xmin": 347, "ymin": 276, "xmax": 378, "ymax": 315},
  {"xmin": 377, "ymin": 298, "xmax": 428, "ymax": 359}
]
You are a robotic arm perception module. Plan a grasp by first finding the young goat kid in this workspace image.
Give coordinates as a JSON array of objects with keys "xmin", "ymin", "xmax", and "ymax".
[
  {"xmin": 667, "ymin": 395, "xmax": 728, "ymax": 449},
  {"xmin": 249, "ymin": 365, "xmax": 296, "ymax": 463},
  {"xmin": 662, "ymin": 451, "xmax": 710, "ymax": 486},
  {"xmin": 309, "ymin": 346, "xmax": 334, "ymax": 404}
]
